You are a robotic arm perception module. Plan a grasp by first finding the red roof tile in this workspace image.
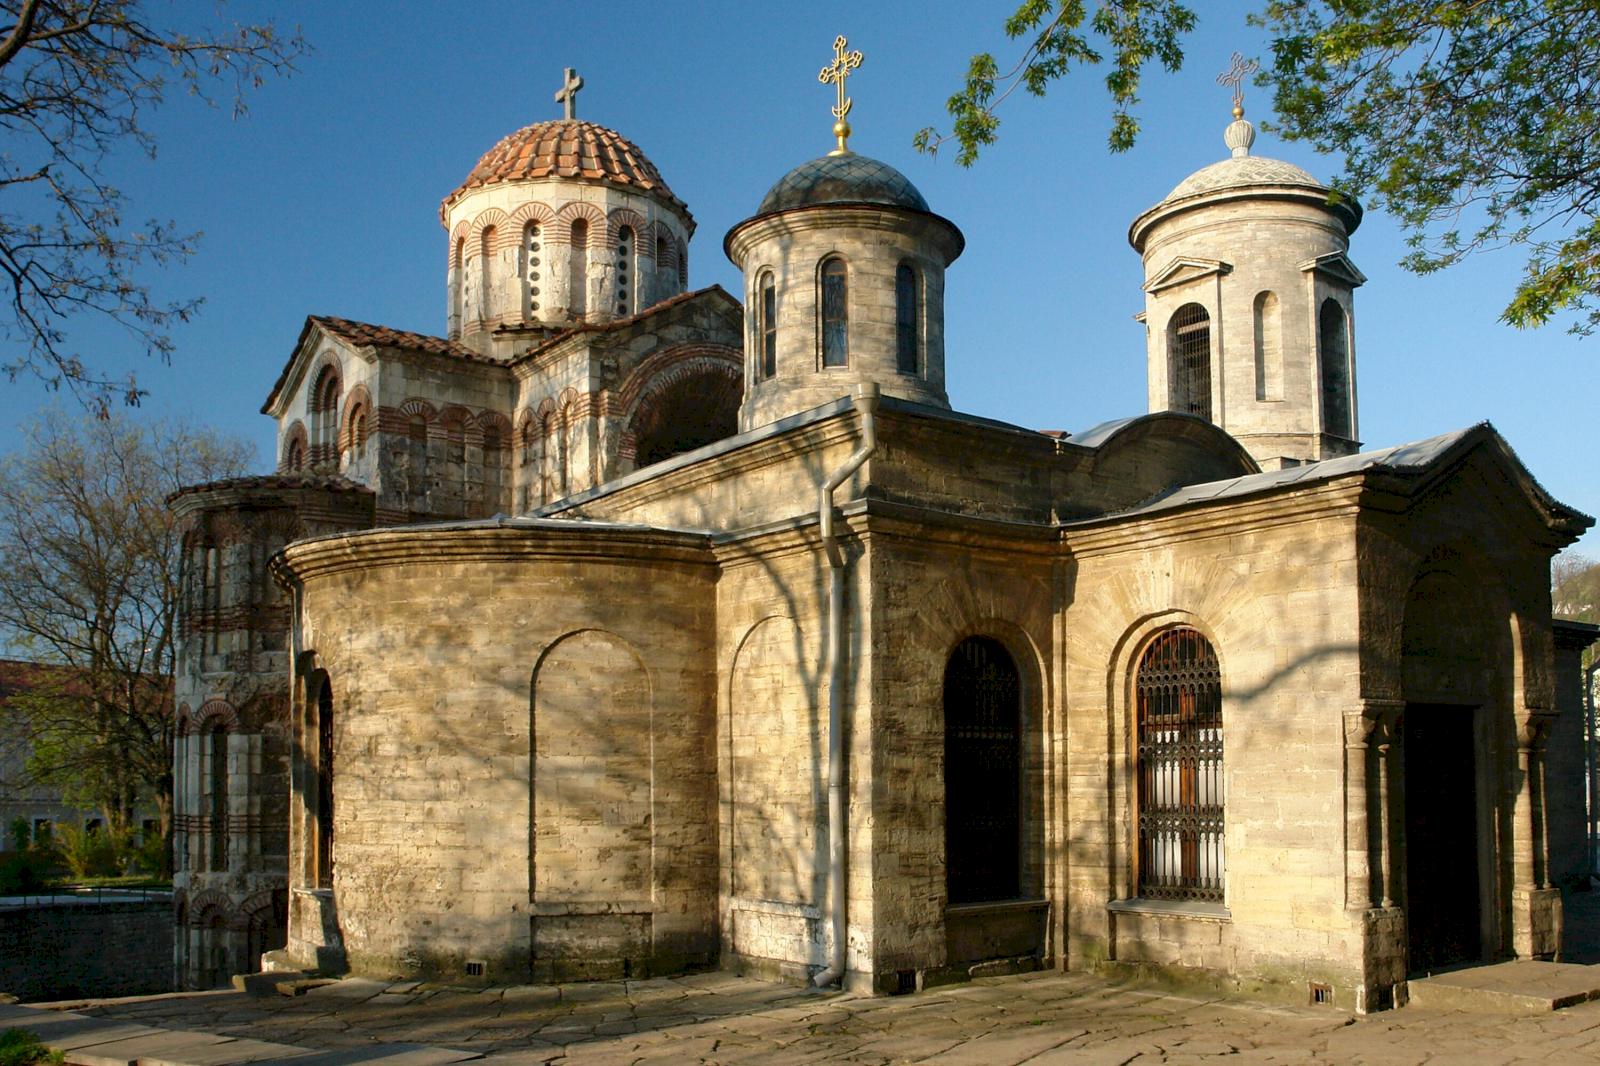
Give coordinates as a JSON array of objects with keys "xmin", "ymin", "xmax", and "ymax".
[{"xmin": 441, "ymin": 120, "xmax": 687, "ymax": 219}]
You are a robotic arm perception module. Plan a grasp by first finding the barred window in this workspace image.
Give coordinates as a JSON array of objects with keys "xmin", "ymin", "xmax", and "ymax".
[
  {"xmin": 759, "ymin": 272, "xmax": 776, "ymax": 379},
  {"xmin": 1168, "ymin": 303, "xmax": 1212, "ymax": 421},
  {"xmin": 1136, "ymin": 627, "xmax": 1223, "ymax": 902}
]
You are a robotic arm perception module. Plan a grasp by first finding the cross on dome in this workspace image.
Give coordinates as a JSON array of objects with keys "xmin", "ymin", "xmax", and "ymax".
[
  {"xmin": 1215, "ymin": 51, "xmax": 1260, "ymax": 158},
  {"xmin": 819, "ymin": 35, "xmax": 864, "ymax": 156},
  {"xmin": 556, "ymin": 67, "xmax": 584, "ymax": 120}
]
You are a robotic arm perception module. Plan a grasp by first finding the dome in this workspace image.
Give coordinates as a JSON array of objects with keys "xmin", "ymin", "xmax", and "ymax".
[
  {"xmin": 1164, "ymin": 154, "xmax": 1323, "ymax": 202},
  {"xmin": 756, "ymin": 153, "xmax": 930, "ymax": 216},
  {"xmin": 442, "ymin": 119, "xmax": 686, "ymax": 216}
]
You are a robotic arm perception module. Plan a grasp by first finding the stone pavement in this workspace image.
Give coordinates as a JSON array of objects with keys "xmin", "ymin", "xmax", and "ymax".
[{"xmin": 17, "ymin": 964, "xmax": 1600, "ymax": 1066}]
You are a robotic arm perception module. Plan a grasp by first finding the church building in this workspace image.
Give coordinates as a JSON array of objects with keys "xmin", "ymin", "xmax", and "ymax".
[{"xmin": 170, "ymin": 46, "xmax": 1593, "ymax": 1012}]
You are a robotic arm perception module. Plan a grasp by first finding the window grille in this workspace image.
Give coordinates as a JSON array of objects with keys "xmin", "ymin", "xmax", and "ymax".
[
  {"xmin": 522, "ymin": 224, "xmax": 542, "ymax": 317},
  {"xmin": 1136, "ymin": 627, "xmax": 1223, "ymax": 901},
  {"xmin": 616, "ymin": 227, "xmax": 633, "ymax": 316},
  {"xmin": 821, "ymin": 258, "xmax": 848, "ymax": 367},
  {"xmin": 1168, "ymin": 304, "xmax": 1212, "ymax": 421},
  {"xmin": 1319, "ymin": 299, "xmax": 1351, "ymax": 438},
  {"xmin": 895, "ymin": 263, "xmax": 919, "ymax": 374},
  {"xmin": 760, "ymin": 273, "xmax": 776, "ymax": 379}
]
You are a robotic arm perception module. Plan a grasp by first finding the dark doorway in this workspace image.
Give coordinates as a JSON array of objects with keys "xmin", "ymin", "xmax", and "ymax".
[
  {"xmin": 1404, "ymin": 704, "xmax": 1481, "ymax": 971},
  {"xmin": 944, "ymin": 637, "xmax": 1021, "ymax": 904}
]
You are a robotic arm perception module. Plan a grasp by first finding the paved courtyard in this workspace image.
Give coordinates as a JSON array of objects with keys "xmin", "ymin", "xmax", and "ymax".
[{"xmin": 39, "ymin": 963, "xmax": 1600, "ymax": 1066}]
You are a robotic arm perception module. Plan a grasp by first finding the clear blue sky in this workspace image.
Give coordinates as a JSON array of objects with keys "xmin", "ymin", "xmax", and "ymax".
[{"xmin": 6, "ymin": 0, "xmax": 1595, "ymax": 554}]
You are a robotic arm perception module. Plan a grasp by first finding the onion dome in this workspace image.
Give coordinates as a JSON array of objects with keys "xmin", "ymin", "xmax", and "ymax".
[
  {"xmin": 756, "ymin": 153, "xmax": 931, "ymax": 217},
  {"xmin": 440, "ymin": 119, "xmax": 688, "ymax": 219}
]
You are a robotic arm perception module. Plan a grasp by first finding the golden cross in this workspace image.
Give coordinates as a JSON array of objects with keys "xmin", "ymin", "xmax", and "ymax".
[
  {"xmin": 555, "ymin": 67, "xmax": 584, "ymax": 121},
  {"xmin": 1215, "ymin": 51, "xmax": 1259, "ymax": 119},
  {"xmin": 819, "ymin": 35, "xmax": 864, "ymax": 156}
]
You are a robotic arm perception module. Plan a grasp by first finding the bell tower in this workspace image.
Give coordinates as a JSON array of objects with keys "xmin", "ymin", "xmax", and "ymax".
[{"xmin": 1128, "ymin": 54, "xmax": 1365, "ymax": 469}]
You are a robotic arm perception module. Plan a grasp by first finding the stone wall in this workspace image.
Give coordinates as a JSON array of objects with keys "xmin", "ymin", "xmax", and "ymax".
[{"xmin": 0, "ymin": 900, "xmax": 172, "ymax": 1001}]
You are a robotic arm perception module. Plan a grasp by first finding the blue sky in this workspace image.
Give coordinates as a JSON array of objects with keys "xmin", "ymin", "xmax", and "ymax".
[{"xmin": 7, "ymin": 0, "xmax": 1595, "ymax": 554}]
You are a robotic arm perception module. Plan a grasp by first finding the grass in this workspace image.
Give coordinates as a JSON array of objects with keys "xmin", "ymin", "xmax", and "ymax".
[
  {"xmin": 47, "ymin": 874, "xmax": 171, "ymax": 890},
  {"xmin": 0, "ymin": 1029, "xmax": 63, "ymax": 1066}
]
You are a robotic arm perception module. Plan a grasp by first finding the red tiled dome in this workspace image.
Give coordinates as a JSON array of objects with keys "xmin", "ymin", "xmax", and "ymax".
[{"xmin": 441, "ymin": 120, "xmax": 687, "ymax": 217}]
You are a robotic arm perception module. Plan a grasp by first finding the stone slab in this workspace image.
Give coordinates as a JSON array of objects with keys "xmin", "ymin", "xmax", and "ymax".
[
  {"xmin": 1407, "ymin": 960, "xmax": 1600, "ymax": 1014},
  {"xmin": 135, "ymin": 1039, "xmax": 315, "ymax": 1066},
  {"xmin": 65, "ymin": 1031, "xmax": 234, "ymax": 1066},
  {"xmin": 245, "ymin": 1046, "xmax": 480, "ymax": 1066},
  {"xmin": 25, "ymin": 1018, "xmax": 164, "ymax": 1050},
  {"xmin": 0, "ymin": 1004, "xmax": 83, "ymax": 1025}
]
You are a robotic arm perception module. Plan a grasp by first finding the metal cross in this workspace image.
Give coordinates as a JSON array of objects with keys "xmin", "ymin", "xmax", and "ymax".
[
  {"xmin": 1215, "ymin": 51, "xmax": 1259, "ymax": 116},
  {"xmin": 555, "ymin": 67, "xmax": 584, "ymax": 121},
  {"xmin": 819, "ymin": 35, "xmax": 864, "ymax": 155}
]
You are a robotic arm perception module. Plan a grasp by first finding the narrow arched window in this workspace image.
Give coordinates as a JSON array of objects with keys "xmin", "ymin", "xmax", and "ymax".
[
  {"xmin": 1136, "ymin": 627, "xmax": 1223, "ymax": 902},
  {"xmin": 521, "ymin": 223, "xmax": 542, "ymax": 319},
  {"xmin": 945, "ymin": 637, "xmax": 1021, "ymax": 903},
  {"xmin": 287, "ymin": 440, "xmax": 304, "ymax": 473},
  {"xmin": 479, "ymin": 226, "xmax": 497, "ymax": 321},
  {"xmin": 314, "ymin": 676, "xmax": 334, "ymax": 889},
  {"xmin": 311, "ymin": 366, "xmax": 340, "ymax": 466},
  {"xmin": 759, "ymin": 271, "xmax": 776, "ymax": 380},
  {"xmin": 820, "ymin": 258, "xmax": 848, "ymax": 367},
  {"xmin": 896, "ymin": 262, "xmax": 919, "ymax": 374},
  {"xmin": 207, "ymin": 724, "xmax": 228, "ymax": 872},
  {"xmin": 482, "ymin": 425, "xmax": 504, "ymax": 517},
  {"xmin": 1168, "ymin": 303, "xmax": 1212, "ymax": 421},
  {"xmin": 616, "ymin": 226, "xmax": 634, "ymax": 316},
  {"xmin": 1319, "ymin": 298, "xmax": 1352, "ymax": 438},
  {"xmin": 349, "ymin": 406, "xmax": 368, "ymax": 462},
  {"xmin": 1253, "ymin": 291, "xmax": 1281, "ymax": 401},
  {"xmin": 569, "ymin": 219, "xmax": 589, "ymax": 317}
]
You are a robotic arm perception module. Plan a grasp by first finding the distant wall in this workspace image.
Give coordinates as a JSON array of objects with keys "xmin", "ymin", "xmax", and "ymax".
[{"xmin": 0, "ymin": 900, "xmax": 172, "ymax": 1001}]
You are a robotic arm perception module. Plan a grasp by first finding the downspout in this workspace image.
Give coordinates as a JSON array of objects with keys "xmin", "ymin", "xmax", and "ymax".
[{"xmin": 814, "ymin": 382, "xmax": 880, "ymax": 988}]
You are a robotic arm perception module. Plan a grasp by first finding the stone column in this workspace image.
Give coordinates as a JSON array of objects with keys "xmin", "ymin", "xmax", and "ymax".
[
  {"xmin": 1513, "ymin": 714, "xmax": 1561, "ymax": 957},
  {"xmin": 1343, "ymin": 707, "xmax": 1380, "ymax": 911},
  {"xmin": 1352, "ymin": 700, "xmax": 1406, "ymax": 1013}
]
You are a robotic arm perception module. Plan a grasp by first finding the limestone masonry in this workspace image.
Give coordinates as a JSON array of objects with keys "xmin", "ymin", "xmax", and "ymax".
[{"xmin": 169, "ymin": 60, "xmax": 1596, "ymax": 1013}]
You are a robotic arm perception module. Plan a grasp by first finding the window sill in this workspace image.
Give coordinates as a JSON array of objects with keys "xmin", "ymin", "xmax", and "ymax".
[
  {"xmin": 946, "ymin": 898, "xmax": 1049, "ymax": 918},
  {"xmin": 1107, "ymin": 898, "xmax": 1230, "ymax": 921}
]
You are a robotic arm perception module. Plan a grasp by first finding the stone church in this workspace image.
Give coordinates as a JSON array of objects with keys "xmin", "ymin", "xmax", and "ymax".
[{"xmin": 170, "ymin": 50, "xmax": 1595, "ymax": 1012}]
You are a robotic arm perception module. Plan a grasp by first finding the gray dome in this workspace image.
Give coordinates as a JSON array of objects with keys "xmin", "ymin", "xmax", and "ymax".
[
  {"xmin": 757, "ymin": 154, "xmax": 931, "ymax": 216},
  {"xmin": 1164, "ymin": 155, "xmax": 1322, "ymax": 201}
]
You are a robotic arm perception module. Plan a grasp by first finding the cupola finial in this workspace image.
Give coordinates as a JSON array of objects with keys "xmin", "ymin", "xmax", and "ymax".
[
  {"xmin": 819, "ymin": 36, "xmax": 864, "ymax": 156},
  {"xmin": 1216, "ymin": 51, "xmax": 1259, "ymax": 157}
]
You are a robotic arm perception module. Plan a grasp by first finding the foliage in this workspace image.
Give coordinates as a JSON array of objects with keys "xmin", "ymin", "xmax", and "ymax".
[
  {"xmin": 913, "ymin": 0, "xmax": 1197, "ymax": 165},
  {"xmin": 933, "ymin": 2, "xmax": 1600, "ymax": 331},
  {"xmin": 0, "ymin": 1029, "xmax": 62, "ymax": 1066},
  {"xmin": 1257, "ymin": 0, "xmax": 1600, "ymax": 334},
  {"xmin": 0, "ymin": 1, "xmax": 308, "ymax": 410},
  {"xmin": 0, "ymin": 410, "xmax": 252, "ymax": 873},
  {"xmin": 6, "ymin": 816, "xmax": 25, "ymax": 852},
  {"xmin": 51, "ymin": 822, "xmax": 119, "ymax": 878},
  {"xmin": 0, "ymin": 849, "xmax": 49, "ymax": 894}
]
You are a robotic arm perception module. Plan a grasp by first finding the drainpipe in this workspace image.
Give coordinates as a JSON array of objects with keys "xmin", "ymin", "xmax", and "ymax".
[{"xmin": 813, "ymin": 382, "xmax": 880, "ymax": 988}]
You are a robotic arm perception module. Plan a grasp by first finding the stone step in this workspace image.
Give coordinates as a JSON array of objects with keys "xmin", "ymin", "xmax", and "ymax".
[{"xmin": 1407, "ymin": 960, "xmax": 1600, "ymax": 1013}]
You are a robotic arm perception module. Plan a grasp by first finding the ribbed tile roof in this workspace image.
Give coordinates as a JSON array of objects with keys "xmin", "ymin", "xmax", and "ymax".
[{"xmin": 442, "ymin": 120, "xmax": 685, "ymax": 215}]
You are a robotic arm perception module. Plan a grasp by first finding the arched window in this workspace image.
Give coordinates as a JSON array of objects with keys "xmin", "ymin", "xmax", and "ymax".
[
  {"xmin": 1136, "ymin": 628, "xmax": 1223, "ymax": 902},
  {"xmin": 616, "ymin": 226, "xmax": 634, "ymax": 316},
  {"xmin": 945, "ymin": 637, "xmax": 1021, "ymax": 903},
  {"xmin": 895, "ymin": 262, "xmax": 919, "ymax": 374},
  {"xmin": 348, "ymin": 405, "xmax": 368, "ymax": 462},
  {"xmin": 314, "ymin": 675, "xmax": 334, "ymax": 889},
  {"xmin": 203, "ymin": 545, "xmax": 222, "ymax": 657},
  {"xmin": 311, "ymin": 366, "xmax": 340, "ymax": 466},
  {"xmin": 678, "ymin": 244, "xmax": 688, "ymax": 289},
  {"xmin": 479, "ymin": 226, "xmax": 497, "ymax": 321},
  {"xmin": 482, "ymin": 425, "xmax": 504, "ymax": 517},
  {"xmin": 569, "ymin": 219, "xmax": 589, "ymax": 317},
  {"xmin": 1168, "ymin": 303, "xmax": 1212, "ymax": 421},
  {"xmin": 758, "ymin": 271, "xmax": 776, "ymax": 380},
  {"xmin": 286, "ymin": 439, "xmax": 304, "ymax": 473},
  {"xmin": 521, "ymin": 223, "xmax": 542, "ymax": 319},
  {"xmin": 820, "ymin": 258, "xmax": 848, "ymax": 367},
  {"xmin": 207, "ymin": 723, "xmax": 228, "ymax": 872},
  {"xmin": 1253, "ymin": 291, "xmax": 1281, "ymax": 402},
  {"xmin": 655, "ymin": 235, "xmax": 669, "ymax": 287},
  {"xmin": 1319, "ymin": 298, "xmax": 1352, "ymax": 438},
  {"xmin": 406, "ymin": 413, "xmax": 428, "ymax": 517}
]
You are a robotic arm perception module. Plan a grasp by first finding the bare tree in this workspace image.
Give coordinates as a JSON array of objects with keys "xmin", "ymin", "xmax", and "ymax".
[
  {"xmin": 0, "ymin": 1, "xmax": 308, "ymax": 410},
  {"xmin": 1554, "ymin": 551, "xmax": 1597, "ymax": 595},
  {"xmin": 0, "ymin": 410, "xmax": 251, "ymax": 869}
]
